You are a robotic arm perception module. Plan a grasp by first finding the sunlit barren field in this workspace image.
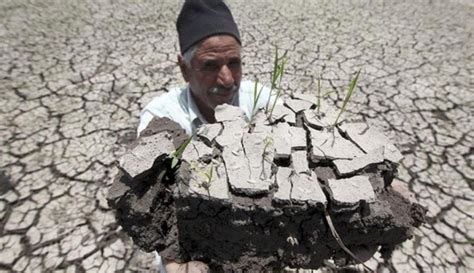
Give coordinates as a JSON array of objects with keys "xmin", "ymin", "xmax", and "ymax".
[{"xmin": 1, "ymin": 0, "xmax": 472, "ymax": 272}]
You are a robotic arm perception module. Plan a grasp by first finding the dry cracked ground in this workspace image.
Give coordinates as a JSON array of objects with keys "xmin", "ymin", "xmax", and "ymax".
[{"xmin": 0, "ymin": 0, "xmax": 472, "ymax": 272}]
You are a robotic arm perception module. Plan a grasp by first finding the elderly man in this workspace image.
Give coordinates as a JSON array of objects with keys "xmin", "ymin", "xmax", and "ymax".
[
  {"xmin": 137, "ymin": 0, "xmax": 275, "ymax": 272},
  {"xmin": 137, "ymin": 0, "xmax": 274, "ymax": 137}
]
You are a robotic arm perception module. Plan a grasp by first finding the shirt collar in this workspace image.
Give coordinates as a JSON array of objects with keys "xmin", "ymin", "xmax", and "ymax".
[
  {"xmin": 186, "ymin": 85, "xmax": 241, "ymax": 126},
  {"xmin": 186, "ymin": 85, "xmax": 208, "ymax": 129}
]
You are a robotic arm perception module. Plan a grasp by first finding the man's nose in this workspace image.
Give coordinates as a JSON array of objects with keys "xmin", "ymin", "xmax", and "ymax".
[{"xmin": 217, "ymin": 65, "xmax": 234, "ymax": 87}]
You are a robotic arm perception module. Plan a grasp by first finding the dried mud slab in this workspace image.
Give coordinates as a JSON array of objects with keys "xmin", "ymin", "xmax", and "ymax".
[{"xmin": 108, "ymin": 103, "xmax": 426, "ymax": 271}]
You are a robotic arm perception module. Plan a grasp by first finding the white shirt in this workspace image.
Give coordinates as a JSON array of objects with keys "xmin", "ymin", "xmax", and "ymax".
[{"xmin": 137, "ymin": 80, "xmax": 276, "ymax": 136}]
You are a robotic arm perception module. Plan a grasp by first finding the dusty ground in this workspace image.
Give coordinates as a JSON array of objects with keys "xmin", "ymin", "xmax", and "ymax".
[{"xmin": 1, "ymin": 0, "xmax": 472, "ymax": 272}]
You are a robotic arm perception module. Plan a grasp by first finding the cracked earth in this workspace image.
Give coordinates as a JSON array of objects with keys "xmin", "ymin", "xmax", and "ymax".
[
  {"xmin": 1, "ymin": 0, "xmax": 472, "ymax": 272},
  {"xmin": 109, "ymin": 104, "xmax": 418, "ymax": 271}
]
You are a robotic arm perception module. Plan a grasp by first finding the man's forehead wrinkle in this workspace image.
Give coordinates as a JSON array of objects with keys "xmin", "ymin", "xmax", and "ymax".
[
  {"xmin": 194, "ymin": 51, "xmax": 241, "ymax": 67},
  {"xmin": 196, "ymin": 44, "xmax": 241, "ymax": 57},
  {"xmin": 197, "ymin": 53, "xmax": 241, "ymax": 62}
]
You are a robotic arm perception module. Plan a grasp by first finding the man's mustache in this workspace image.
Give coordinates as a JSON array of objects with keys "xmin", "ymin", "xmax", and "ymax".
[{"xmin": 209, "ymin": 85, "xmax": 238, "ymax": 94}]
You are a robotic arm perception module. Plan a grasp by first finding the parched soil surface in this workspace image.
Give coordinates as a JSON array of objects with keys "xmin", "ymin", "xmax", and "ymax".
[{"xmin": 1, "ymin": 0, "xmax": 472, "ymax": 272}]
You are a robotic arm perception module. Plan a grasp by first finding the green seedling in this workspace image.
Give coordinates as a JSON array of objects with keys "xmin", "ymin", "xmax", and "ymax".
[
  {"xmin": 262, "ymin": 136, "xmax": 274, "ymax": 156},
  {"xmin": 270, "ymin": 46, "xmax": 288, "ymax": 91},
  {"xmin": 260, "ymin": 136, "xmax": 274, "ymax": 180},
  {"xmin": 249, "ymin": 46, "xmax": 288, "ymax": 123},
  {"xmin": 201, "ymin": 165, "xmax": 213, "ymax": 190},
  {"xmin": 315, "ymin": 76, "xmax": 337, "ymax": 114},
  {"xmin": 169, "ymin": 134, "xmax": 193, "ymax": 169},
  {"xmin": 266, "ymin": 47, "xmax": 288, "ymax": 119},
  {"xmin": 189, "ymin": 161, "xmax": 214, "ymax": 191},
  {"xmin": 333, "ymin": 69, "xmax": 361, "ymax": 126},
  {"xmin": 250, "ymin": 78, "xmax": 265, "ymax": 122}
]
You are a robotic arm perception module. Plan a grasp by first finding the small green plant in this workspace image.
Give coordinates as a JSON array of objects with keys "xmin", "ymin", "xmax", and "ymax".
[
  {"xmin": 266, "ymin": 47, "xmax": 288, "ymax": 118},
  {"xmin": 201, "ymin": 165, "xmax": 213, "ymax": 189},
  {"xmin": 189, "ymin": 161, "xmax": 214, "ymax": 191},
  {"xmin": 262, "ymin": 136, "xmax": 274, "ymax": 156},
  {"xmin": 249, "ymin": 47, "xmax": 288, "ymax": 124},
  {"xmin": 251, "ymin": 78, "xmax": 265, "ymax": 121},
  {"xmin": 333, "ymin": 69, "xmax": 361, "ymax": 126},
  {"xmin": 169, "ymin": 134, "xmax": 193, "ymax": 169},
  {"xmin": 260, "ymin": 136, "xmax": 274, "ymax": 180},
  {"xmin": 315, "ymin": 76, "xmax": 336, "ymax": 115}
]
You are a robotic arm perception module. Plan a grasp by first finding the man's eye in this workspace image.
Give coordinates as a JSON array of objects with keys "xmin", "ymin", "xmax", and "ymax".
[
  {"xmin": 228, "ymin": 60, "xmax": 241, "ymax": 69},
  {"xmin": 202, "ymin": 62, "xmax": 219, "ymax": 71}
]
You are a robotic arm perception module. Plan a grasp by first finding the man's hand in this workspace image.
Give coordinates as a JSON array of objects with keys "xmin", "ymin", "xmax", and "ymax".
[{"xmin": 164, "ymin": 260, "xmax": 209, "ymax": 273}]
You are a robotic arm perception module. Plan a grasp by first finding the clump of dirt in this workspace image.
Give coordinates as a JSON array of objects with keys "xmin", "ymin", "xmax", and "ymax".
[{"xmin": 108, "ymin": 107, "xmax": 426, "ymax": 271}]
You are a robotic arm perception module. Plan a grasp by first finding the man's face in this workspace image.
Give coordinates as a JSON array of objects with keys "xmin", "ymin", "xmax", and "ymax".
[{"xmin": 180, "ymin": 35, "xmax": 242, "ymax": 117}]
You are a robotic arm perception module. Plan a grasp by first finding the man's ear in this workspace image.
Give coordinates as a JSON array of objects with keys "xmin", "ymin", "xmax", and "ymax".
[{"xmin": 177, "ymin": 54, "xmax": 190, "ymax": 82}]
